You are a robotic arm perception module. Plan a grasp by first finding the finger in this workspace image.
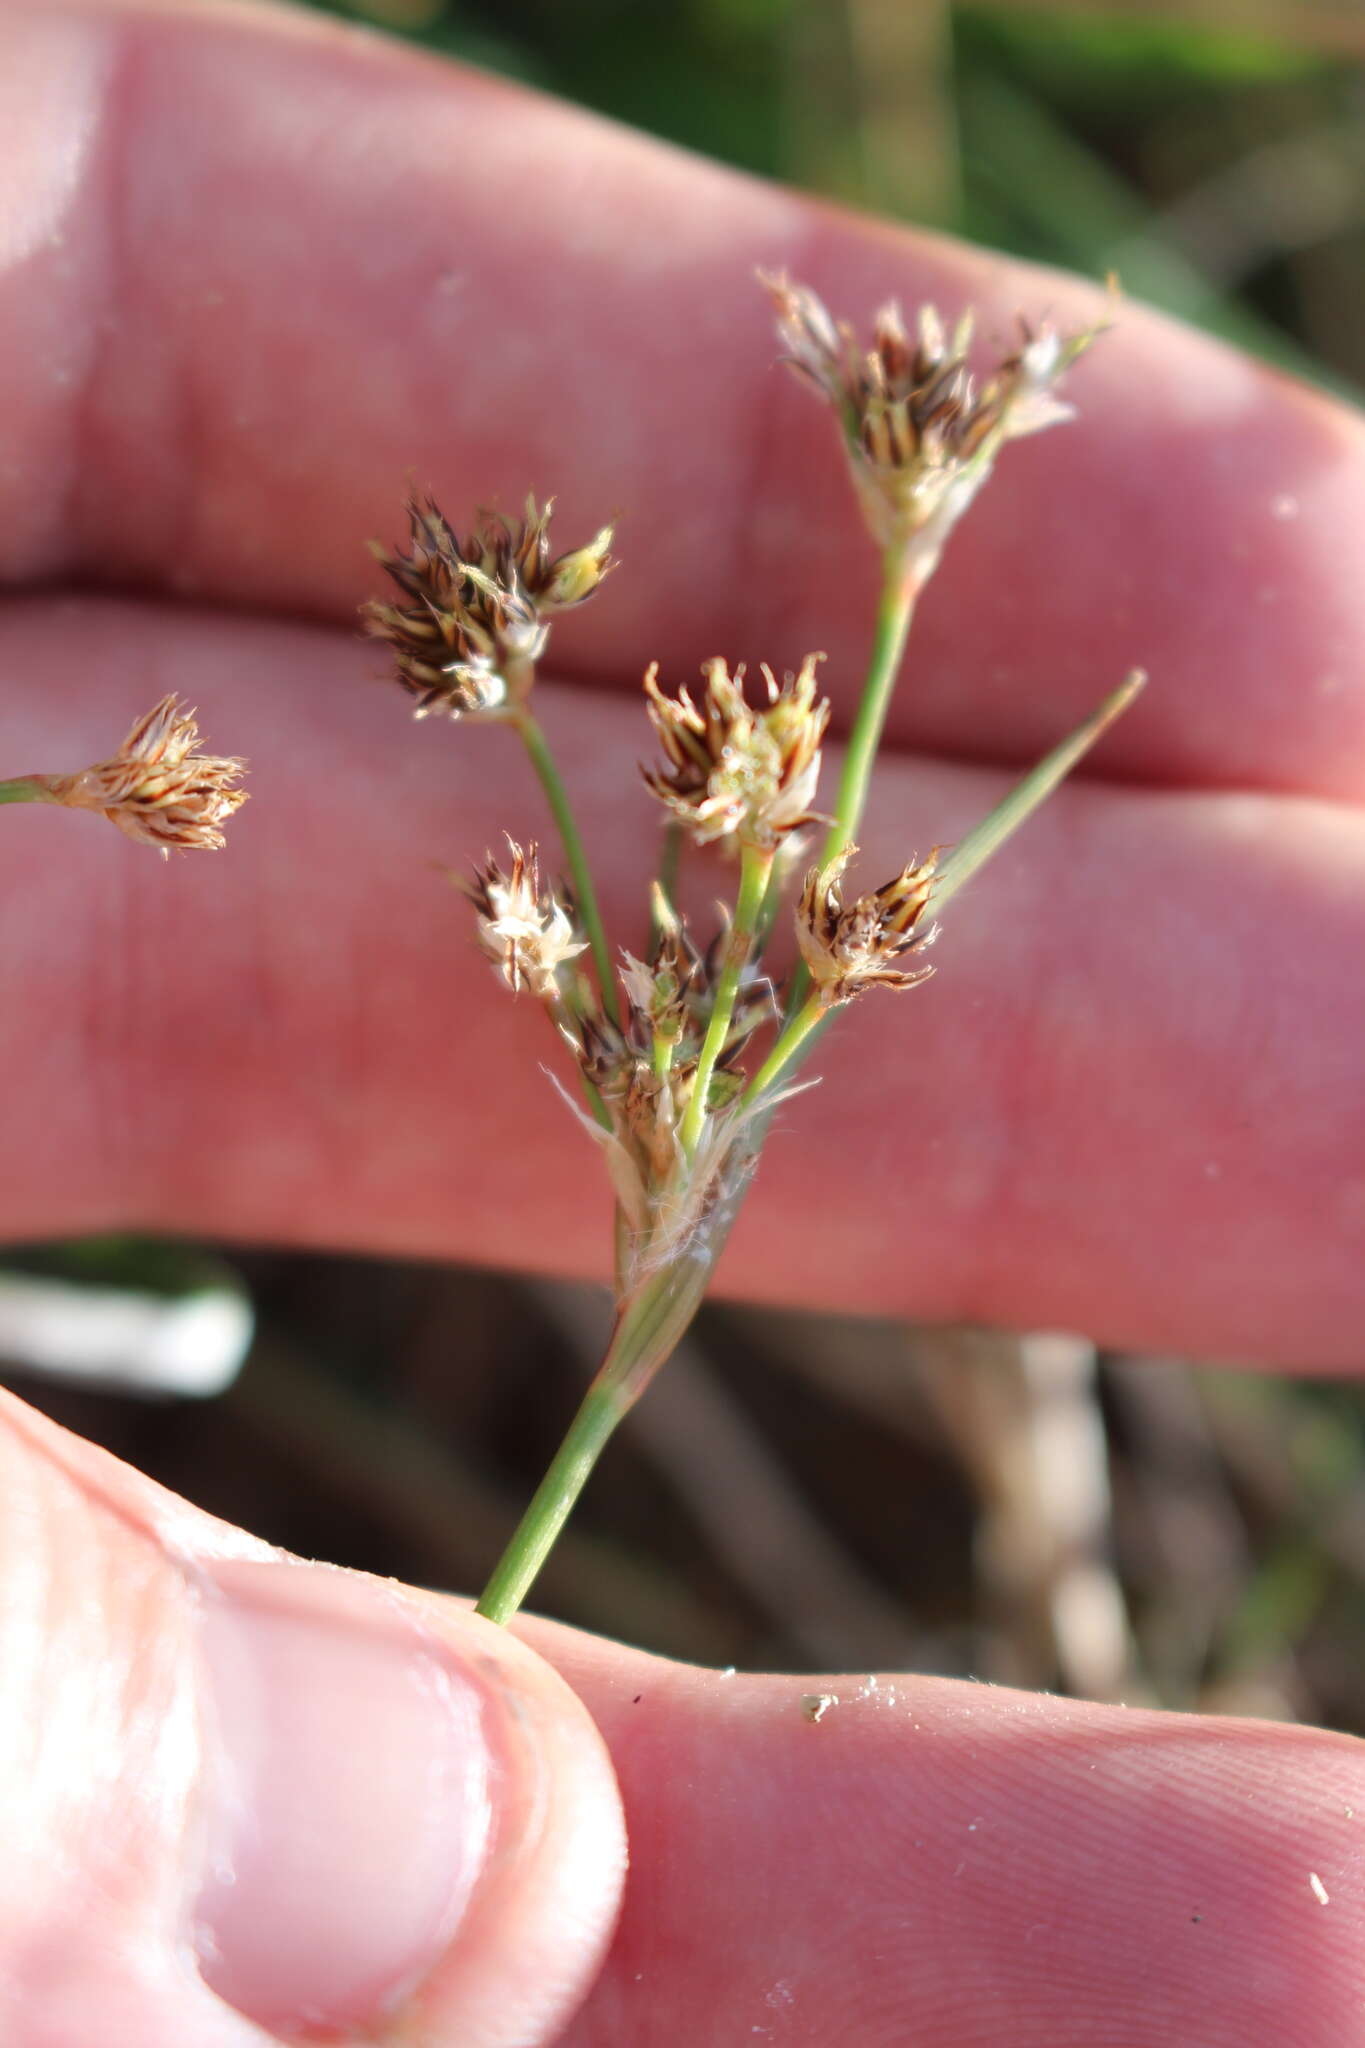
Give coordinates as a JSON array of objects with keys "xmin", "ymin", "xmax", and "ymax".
[
  {"xmin": 13, "ymin": 1388, "xmax": 1364, "ymax": 2048},
  {"xmin": 0, "ymin": 1388, "xmax": 626, "ymax": 2047},
  {"xmin": 3, "ymin": 601, "xmax": 1362, "ymax": 1368},
  {"xmin": 517, "ymin": 1613, "xmax": 1365, "ymax": 2048},
  {"xmin": 3, "ymin": 1, "xmax": 1364, "ymax": 798}
]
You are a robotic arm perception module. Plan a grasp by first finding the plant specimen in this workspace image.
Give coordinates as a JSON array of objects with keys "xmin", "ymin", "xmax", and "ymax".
[
  {"xmin": 362, "ymin": 275, "xmax": 1144, "ymax": 1626},
  {"xmin": 0, "ymin": 695, "xmax": 248, "ymax": 852},
  {"xmin": 0, "ymin": 274, "xmax": 1137, "ymax": 1630}
]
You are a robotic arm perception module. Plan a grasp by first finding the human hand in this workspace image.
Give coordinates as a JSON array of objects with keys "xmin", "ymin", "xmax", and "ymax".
[{"xmin": 2, "ymin": 2, "xmax": 1363, "ymax": 2042}]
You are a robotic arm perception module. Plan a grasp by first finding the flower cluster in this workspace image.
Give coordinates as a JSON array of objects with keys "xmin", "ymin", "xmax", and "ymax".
[
  {"xmin": 457, "ymin": 839, "xmax": 586, "ymax": 1001},
  {"xmin": 341, "ymin": 264, "xmax": 1137, "ymax": 1632},
  {"xmin": 364, "ymin": 493, "xmax": 614, "ymax": 718},
  {"xmin": 35, "ymin": 696, "xmax": 249, "ymax": 855},
  {"xmin": 641, "ymin": 655, "xmax": 829, "ymax": 849},
  {"xmin": 359, "ymin": 278, "xmax": 1114, "ymax": 1317},
  {"xmin": 552, "ymin": 900, "xmax": 772, "ymax": 1275},
  {"xmin": 795, "ymin": 846, "xmax": 939, "ymax": 1008},
  {"xmin": 764, "ymin": 271, "xmax": 1104, "ymax": 572},
  {"xmin": 436, "ymin": 605, "xmax": 946, "ymax": 1283},
  {"xmin": 0, "ymin": 246, "xmax": 1133, "ymax": 1641}
]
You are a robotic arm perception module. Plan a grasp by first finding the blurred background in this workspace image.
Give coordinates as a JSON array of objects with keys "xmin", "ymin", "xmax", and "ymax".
[{"xmin": 6, "ymin": 0, "xmax": 1365, "ymax": 1726}]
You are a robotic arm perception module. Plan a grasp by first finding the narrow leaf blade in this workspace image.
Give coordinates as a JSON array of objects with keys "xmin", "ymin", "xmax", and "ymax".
[{"xmin": 932, "ymin": 670, "xmax": 1146, "ymax": 916}]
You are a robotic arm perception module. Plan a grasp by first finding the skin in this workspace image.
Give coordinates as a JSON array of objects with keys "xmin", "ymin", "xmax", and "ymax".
[{"xmin": 0, "ymin": 2, "xmax": 1363, "ymax": 2043}]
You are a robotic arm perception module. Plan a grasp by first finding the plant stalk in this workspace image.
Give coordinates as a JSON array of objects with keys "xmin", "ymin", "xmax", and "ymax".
[
  {"xmin": 476, "ymin": 1251, "xmax": 715, "ymax": 1623},
  {"xmin": 476, "ymin": 642, "xmax": 1145, "ymax": 1628},
  {"xmin": 512, "ymin": 708, "xmax": 619, "ymax": 1025},
  {"xmin": 475, "ymin": 1381, "xmax": 623, "ymax": 1625},
  {"xmin": 680, "ymin": 839, "xmax": 773, "ymax": 1156},
  {"xmin": 785, "ymin": 555, "xmax": 920, "ymax": 1019},
  {"xmin": 743, "ymin": 994, "xmax": 825, "ymax": 1105},
  {"xmin": 0, "ymin": 779, "xmax": 47, "ymax": 806},
  {"xmin": 929, "ymin": 670, "xmax": 1146, "ymax": 917},
  {"xmin": 822, "ymin": 554, "xmax": 921, "ymax": 869},
  {"xmin": 752, "ymin": 670, "xmax": 1148, "ymax": 1103}
]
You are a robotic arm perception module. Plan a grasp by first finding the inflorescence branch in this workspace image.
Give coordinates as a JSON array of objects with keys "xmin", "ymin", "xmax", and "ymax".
[
  {"xmin": 356, "ymin": 271, "xmax": 1137, "ymax": 1626},
  {"xmin": 0, "ymin": 267, "xmax": 1138, "ymax": 1636}
]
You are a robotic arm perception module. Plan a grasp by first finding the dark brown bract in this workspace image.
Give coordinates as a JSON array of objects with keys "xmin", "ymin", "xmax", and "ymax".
[
  {"xmin": 364, "ymin": 493, "xmax": 614, "ymax": 718},
  {"xmin": 796, "ymin": 845, "xmax": 939, "ymax": 1007}
]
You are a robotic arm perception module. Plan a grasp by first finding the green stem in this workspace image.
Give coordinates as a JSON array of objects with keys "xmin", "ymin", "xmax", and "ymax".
[
  {"xmin": 742, "ymin": 994, "xmax": 826, "ymax": 1105},
  {"xmin": 929, "ymin": 670, "xmax": 1147, "ymax": 917},
  {"xmin": 0, "ymin": 779, "xmax": 48, "ymax": 806},
  {"xmin": 512, "ymin": 708, "xmax": 618, "ymax": 1026},
  {"xmin": 680, "ymin": 840, "xmax": 773, "ymax": 1156},
  {"xmin": 756, "ymin": 669, "xmax": 1148, "ymax": 1105},
  {"xmin": 753, "ymin": 846, "xmax": 792, "ymax": 958},
  {"xmin": 475, "ymin": 1381, "xmax": 623, "ymax": 1624},
  {"xmin": 823, "ymin": 556, "xmax": 920, "ymax": 865},
  {"xmin": 476, "ymin": 1253, "xmax": 714, "ymax": 1623},
  {"xmin": 479, "ymin": 674, "xmax": 1146, "ymax": 1628},
  {"xmin": 785, "ymin": 558, "xmax": 919, "ymax": 1019},
  {"xmin": 504, "ymin": 717, "xmax": 626, "ymax": 1281}
]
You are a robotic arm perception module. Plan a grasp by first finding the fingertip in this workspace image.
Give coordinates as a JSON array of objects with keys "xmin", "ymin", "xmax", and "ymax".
[
  {"xmin": 0, "ymin": 1396, "xmax": 625, "ymax": 2048},
  {"xmin": 375, "ymin": 1588, "xmax": 630, "ymax": 2047},
  {"xmin": 190, "ymin": 1565, "xmax": 626, "ymax": 2048}
]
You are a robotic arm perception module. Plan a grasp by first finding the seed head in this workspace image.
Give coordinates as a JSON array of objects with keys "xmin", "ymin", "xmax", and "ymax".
[
  {"xmin": 642, "ymin": 654, "xmax": 829, "ymax": 848},
  {"xmin": 457, "ymin": 838, "xmax": 586, "ymax": 999},
  {"xmin": 795, "ymin": 845, "xmax": 939, "ymax": 1008},
  {"xmin": 35, "ymin": 696, "xmax": 248, "ymax": 856},
  {"xmin": 364, "ymin": 493, "xmax": 615, "ymax": 719},
  {"xmin": 763, "ymin": 270, "xmax": 1106, "ymax": 574}
]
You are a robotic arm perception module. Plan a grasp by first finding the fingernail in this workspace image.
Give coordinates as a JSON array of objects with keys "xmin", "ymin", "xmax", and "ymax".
[{"xmin": 192, "ymin": 1561, "xmax": 495, "ymax": 2035}]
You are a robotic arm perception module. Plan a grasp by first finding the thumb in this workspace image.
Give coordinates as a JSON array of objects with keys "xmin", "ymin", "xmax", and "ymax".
[{"xmin": 0, "ymin": 1388, "xmax": 625, "ymax": 2048}]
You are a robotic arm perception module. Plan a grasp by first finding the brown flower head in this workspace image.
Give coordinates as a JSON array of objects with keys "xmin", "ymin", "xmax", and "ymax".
[
  {"xmin": 642, "ymin": 654, "xmax": 829, "ymax": 848},
  {"xmin": 457, "ymin": 838, "xmax": 586, "ymax": 999},
  {"xmin": 364, "ymin": 493, "xmax": 615, "ymax": 719},
  {"xmin": 36, "ymin": 696, "xmax": 248, "ymax": 856},
  {"xmin": 763, "ymin": 271, "xmax": 1106, "ymax": 573},
  {"xmin": 796, "ymin": 845, "xmax": 939, "ymax": 1008}
]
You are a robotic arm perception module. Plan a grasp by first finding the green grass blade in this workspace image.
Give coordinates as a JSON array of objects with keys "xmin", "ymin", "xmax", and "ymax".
[{"xmin": 931, "ymin": 670, "xmax": 1146, "ymax": 917}]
